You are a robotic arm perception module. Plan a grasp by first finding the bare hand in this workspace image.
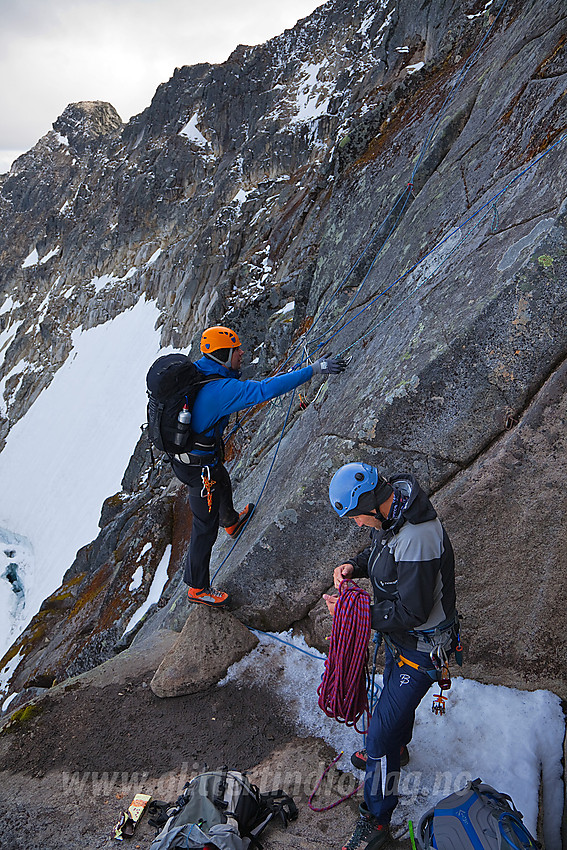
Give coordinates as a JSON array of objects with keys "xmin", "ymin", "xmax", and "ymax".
[
  {"xmin": 334, "ymin": 563, "xmax": 354, "ymax": 589},
  {"xmin": 323, "ymin": 593, "xmax": 338, "ymax": 617}
]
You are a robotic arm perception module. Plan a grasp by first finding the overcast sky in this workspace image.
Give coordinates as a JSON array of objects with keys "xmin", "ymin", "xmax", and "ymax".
[{"xmin": 0, "ymin": 0, "xmax": 325, "ymax": 173}]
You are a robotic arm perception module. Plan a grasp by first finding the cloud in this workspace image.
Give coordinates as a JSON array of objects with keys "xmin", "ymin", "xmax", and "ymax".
[{"xmin": 0, "ymin": 0, "xmax": 325, "ymax": 154}]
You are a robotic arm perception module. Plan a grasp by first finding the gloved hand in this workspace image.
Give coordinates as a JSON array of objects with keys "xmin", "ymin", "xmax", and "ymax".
[{"xmin": 312, "ymin": 353, "xmax": 347, "ymax": 375}]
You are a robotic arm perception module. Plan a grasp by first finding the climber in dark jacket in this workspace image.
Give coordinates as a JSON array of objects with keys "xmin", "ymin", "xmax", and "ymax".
[
  {"xmin": 178, "ymin": 325, "xmax": 346, "ymax": 608},
  {"xmin": 325, "ymin": 462, "xmax": 457, "ymax": 850}
]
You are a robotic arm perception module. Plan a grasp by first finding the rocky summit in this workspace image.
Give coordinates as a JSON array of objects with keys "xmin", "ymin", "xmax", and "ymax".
[{"xmin": 0, "ymin": 0, "xmax": 566, "ymax": 847}]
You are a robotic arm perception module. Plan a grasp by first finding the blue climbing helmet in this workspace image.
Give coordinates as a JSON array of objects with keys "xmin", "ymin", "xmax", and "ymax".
[{"xmin": 329, "ymin": 462, "xmax": 377, "ymax": 517}]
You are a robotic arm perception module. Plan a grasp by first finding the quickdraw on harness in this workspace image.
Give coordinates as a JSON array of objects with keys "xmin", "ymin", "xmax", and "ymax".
[
  {"xmin": 200, "ymin": 465, "xmax": 215, "ymax": 512},
  {"xmin": 430, "ymin": 645, "xmax": 452, "ymax": 716}
]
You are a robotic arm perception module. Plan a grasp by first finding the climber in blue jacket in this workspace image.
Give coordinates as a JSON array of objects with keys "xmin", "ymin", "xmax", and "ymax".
[{"xmin": 176, "ymin": 325, "xmax": 346, "ymax": 607}]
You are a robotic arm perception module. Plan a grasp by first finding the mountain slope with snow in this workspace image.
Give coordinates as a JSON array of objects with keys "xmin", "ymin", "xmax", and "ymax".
[{"xmin": 0, "ymin": 0, "xmax": 565, "ymax": 844}]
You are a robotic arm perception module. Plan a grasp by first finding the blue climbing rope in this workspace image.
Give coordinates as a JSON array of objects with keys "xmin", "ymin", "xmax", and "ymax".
[
  {"xmin": 313, "ymin": 129, "xmax": 567, "ymax": 358},
  {"xmin": 211, "ymin": 354, "xmax": 306, "ymax": 583},
  {"xmin": 248, "ymin": 627, "xmax": 326, "ymax": 661},
  {"xmin": 238, "ymin": 0, "xmax": 512, "ymax": 384}
]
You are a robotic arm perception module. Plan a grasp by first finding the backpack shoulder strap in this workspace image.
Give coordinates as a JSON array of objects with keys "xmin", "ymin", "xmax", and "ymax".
[
  {"xmin": 147, "ymin": 800, "xmax": 172, "ymax": 830},
  {"xmin": 249, "ymin": 790, "xmax": 298, "ymax": 838}
]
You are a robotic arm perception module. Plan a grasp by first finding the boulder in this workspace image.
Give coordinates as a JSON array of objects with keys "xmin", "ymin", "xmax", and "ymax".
[{"xmin": 150, "ymin": 605, "xmax": 259, "ymax": 698}]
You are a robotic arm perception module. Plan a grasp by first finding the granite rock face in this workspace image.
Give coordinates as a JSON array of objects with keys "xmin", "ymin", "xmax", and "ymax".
[
  {"xmin": 1, "ymin": 0, "xmax": 567, "ymax": 708},
  {"xmin": 436, "ymin": 357, "xmax": 567, "ymax": 697}
]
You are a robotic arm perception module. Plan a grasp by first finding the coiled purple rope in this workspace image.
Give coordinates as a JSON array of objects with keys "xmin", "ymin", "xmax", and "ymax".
[{"xmin": 317, "ymin": 580, "xmax": 372, "ymax": 733}]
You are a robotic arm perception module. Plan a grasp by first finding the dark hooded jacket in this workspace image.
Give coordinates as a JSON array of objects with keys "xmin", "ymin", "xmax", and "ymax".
[{"xmin": 347, "ymin": 474, "xmax": 456, "ymax": 652}]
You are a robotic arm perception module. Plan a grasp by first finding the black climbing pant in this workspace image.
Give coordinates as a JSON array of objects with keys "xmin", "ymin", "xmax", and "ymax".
[{"xmin": 182, "ymin": 463, "xmax": 239, "ymax": 590}]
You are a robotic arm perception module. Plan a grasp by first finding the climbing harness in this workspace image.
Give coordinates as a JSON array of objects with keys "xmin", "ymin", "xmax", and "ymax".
[
  {"xmin": 200, "ymin": 465, "xmax": 215, "ymax": 512},
  {"xmin": 317, "ymin": 580, "xmax": 372, "ymax": 732},
  {"xmin": 382, "ymin": 623, "xmax": 461, "ymax": 717}
]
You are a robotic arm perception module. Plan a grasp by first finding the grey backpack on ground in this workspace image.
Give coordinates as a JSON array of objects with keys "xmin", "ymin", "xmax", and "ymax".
[
  {"xmin": 148, "ymin": 768, "xmax": 298, "ymax": 850},
  {"xmin": 416, "ymin": 777, "xmax": 540, "ymax": 850}
]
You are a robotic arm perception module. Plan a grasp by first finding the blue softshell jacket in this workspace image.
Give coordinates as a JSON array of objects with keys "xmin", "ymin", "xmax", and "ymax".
[{"xmin": 191, "ymin": 355, "xmax": 314, "ymax": 440}]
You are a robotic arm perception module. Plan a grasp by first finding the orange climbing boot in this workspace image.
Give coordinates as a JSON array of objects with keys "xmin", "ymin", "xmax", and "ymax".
[
  {"xmin": 351, "ymin": 745, "xmax": 409, "ymax": 770},
  {"xmin": 224, "ymin": 503, "xmax": 254, "ymax": 538},
  {"xmin": 187, "ymin": 586, "xmax": 230, "ymax": 607}
]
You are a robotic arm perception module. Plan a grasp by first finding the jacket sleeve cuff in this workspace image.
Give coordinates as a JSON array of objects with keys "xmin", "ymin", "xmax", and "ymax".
[{"xmin": 346, "ymin": 559, "xmax": 367, "ymax": 579}]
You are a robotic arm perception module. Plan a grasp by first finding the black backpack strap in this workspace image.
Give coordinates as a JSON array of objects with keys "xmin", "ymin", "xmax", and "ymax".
[
  {"xmin": 147, "ymin": 799, "xmax": 172, "ymax": 830},
  {"xmin": 265, "ymin": 790, "xmax": 298, "ymax": 826},
  {"xmin": 249, "ymin": 790, "xmax": 298, "ymax": 838}
]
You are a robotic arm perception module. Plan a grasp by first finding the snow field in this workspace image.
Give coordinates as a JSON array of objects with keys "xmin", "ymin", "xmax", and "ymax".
[
  {"xmin": 0, "ymin": 297, "xmax": 163, "ymax": 660},
  {"xmin": 221, "ymin": 631, "xmax": 565, "ymax": 848}
]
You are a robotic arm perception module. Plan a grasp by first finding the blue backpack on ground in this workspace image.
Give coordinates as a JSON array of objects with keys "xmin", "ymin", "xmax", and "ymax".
[{"xmin": 416, "ymin": 778, "xmax": 540, "ymax": 849}]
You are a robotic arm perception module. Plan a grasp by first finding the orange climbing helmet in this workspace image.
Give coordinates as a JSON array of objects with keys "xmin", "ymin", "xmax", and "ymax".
[{"xmin": 200, "ymin": 326, "xmax": 241, "ymax": 364}]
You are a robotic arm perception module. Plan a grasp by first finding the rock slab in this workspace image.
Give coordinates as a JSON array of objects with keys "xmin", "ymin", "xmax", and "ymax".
[{"xmin": 150, "ymin": 605, "xmax": 259, "ymax": 697}]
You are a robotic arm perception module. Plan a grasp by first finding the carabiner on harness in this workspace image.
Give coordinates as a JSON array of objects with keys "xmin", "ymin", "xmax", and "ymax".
[
  {"xmin": 430, "ymin": 644, "xmax": 451, "ymax": 715},
  {"xmin": 200, "ymin": 465, "xmax": 216, "ymax": 513}
]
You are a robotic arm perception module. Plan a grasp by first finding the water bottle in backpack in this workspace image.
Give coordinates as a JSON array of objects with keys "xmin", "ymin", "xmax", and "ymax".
[{"xmin": 172, "ymin": 402, "xmax": 191, "ymax": 449}]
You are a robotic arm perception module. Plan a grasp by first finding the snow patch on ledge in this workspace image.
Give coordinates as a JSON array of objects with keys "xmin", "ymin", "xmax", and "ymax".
[
  {"xmin": 289, "ymin": 58, "xmax": 331, "ymax": 125},
  {"xmin": 123, "ymin": 545, "xmax": 171, "ymax": 634},
  {"xmin": 221, "ymin": 631, "xmax": 565, "ymax": 849},
  {"xmin": 179, "ymin": 113, "xmax": 208, "ymax": 147},
  {"xmin": 21, "ymin": 248, "xmax": 39, "ymax": 268}
]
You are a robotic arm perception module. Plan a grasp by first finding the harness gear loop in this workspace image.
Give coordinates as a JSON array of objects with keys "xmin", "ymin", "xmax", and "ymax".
[{"xmin": 200, "ymin": 465, "xmax": 216, "ymax": 512}]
